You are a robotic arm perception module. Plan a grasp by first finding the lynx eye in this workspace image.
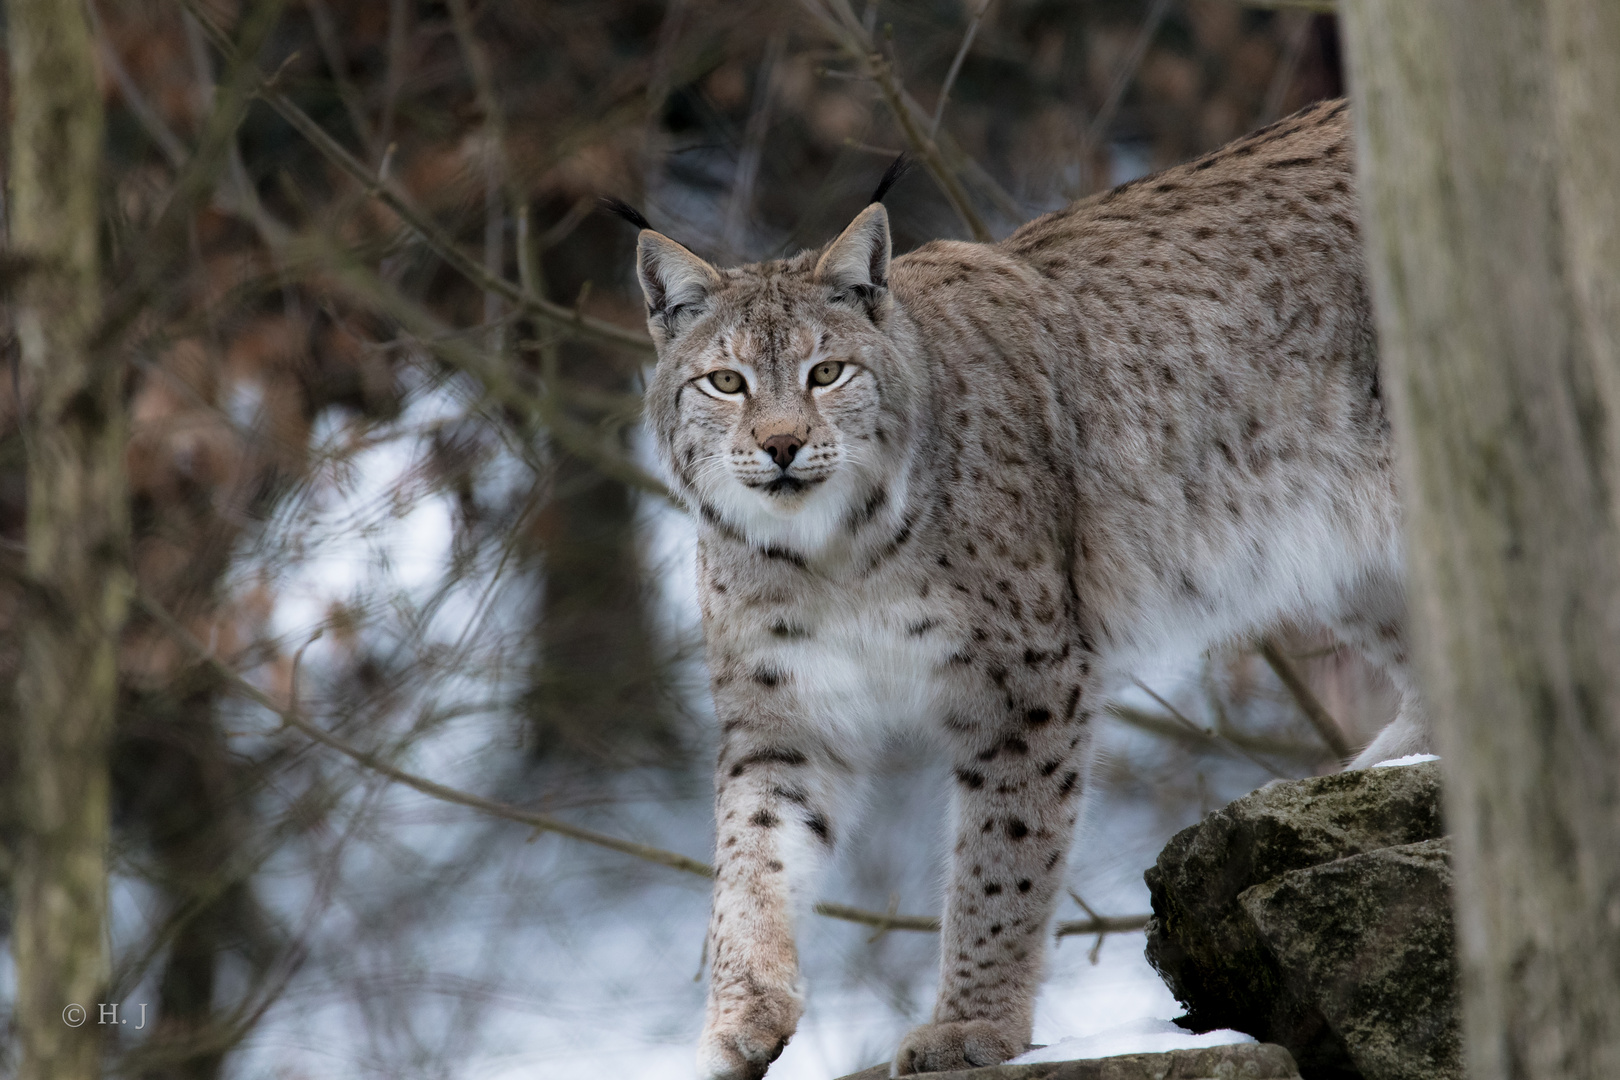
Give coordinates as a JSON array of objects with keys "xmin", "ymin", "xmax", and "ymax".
[
  {"xmin": 707, "ymin": 369, "xmax": 745, "ymax": 394},
  {"xmin": 809, "ymin": 361, "xmax": 845, "ymax": 388}
]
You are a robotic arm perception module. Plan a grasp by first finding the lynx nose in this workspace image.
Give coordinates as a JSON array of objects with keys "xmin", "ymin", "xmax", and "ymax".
[{"xmin": 760, "ymin": 434, "xmax": 802, "ymax": 469}]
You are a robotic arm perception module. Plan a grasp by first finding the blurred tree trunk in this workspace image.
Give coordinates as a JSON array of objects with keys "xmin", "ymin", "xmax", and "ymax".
[
  {"xmin": 522, "ymin": 214, "xmax": 675, "ymax": 766},
  {"xmin": 1341, "ymin": 3, "xmax": 1620, "ymax": 1078},
  {"xmin": 525, "ymin": 348, "xmax": 674, "ymax": 765},
  {"xmin": 6, "ymin": 0, "xmax": 128, "ymax": 1077},
  {"xmin": 119, "ymin": 682, "xmax": 255, "ymax": 1080}
]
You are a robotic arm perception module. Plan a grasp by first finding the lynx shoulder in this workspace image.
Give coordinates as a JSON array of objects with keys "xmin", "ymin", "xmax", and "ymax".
[{"xmin": 630, "ymin": 98, "xmax": 1426, "ymax": 1080}]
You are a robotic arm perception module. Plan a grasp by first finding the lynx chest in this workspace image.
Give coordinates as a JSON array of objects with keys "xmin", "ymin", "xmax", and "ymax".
[{"xmin": 702, "ymin": 563, "xmax": 965, "ymax": 743}]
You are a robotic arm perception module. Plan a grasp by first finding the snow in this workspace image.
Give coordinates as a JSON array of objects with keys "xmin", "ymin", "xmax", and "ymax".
[
  {"xmin": 1008, "ymin": 1018, "xmax": 1255, "ymax": 1064},
  {"xmin": 1372, "ymin": 753, "xmax": 1439, "ymax": 768}
]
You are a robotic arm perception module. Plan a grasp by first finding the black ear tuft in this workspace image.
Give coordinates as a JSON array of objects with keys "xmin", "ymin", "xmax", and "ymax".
[
  {"xmin": 870, "ymin": 154, "xmax": 911, "ymax": 205},
  {"xmin": 600, "ymin": 196, "xmax": 652, "ymax": 232}
]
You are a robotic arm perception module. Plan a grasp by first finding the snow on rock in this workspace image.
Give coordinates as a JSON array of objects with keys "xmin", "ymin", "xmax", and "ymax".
[
  {"xmin": 1007, "ymin": 1018, "xmax": 1255, "ymax": 1064},
  {"xmin": 1372, "ymin": 753, "xmax": 1440, "ymax": 768}
]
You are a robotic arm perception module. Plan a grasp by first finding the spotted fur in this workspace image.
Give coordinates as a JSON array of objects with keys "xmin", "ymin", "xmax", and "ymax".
[{"xmin": 634, "ymin": 99, "xmax": 1425, "ymax": 1079}]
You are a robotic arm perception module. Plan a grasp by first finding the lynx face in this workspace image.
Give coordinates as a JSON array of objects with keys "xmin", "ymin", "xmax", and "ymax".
[{"xmin": 638, "ymin": 206, "xmax": 925, "ymax": 558}]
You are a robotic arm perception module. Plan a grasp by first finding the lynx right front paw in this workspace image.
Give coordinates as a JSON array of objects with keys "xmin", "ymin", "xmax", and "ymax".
[
  {"xmin": 892, "ymin": 1019, "xmax": 1023, "ymax": 1074},
  {"xmin": 697, "ymin": 982, "xmax": 804, "ymax": 1080}
]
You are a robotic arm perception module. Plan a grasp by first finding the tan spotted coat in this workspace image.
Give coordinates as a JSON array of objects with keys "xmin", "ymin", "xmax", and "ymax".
[{"xmin": 633, "ymin": 99, "xmax": 1425, "ymax": 1079}]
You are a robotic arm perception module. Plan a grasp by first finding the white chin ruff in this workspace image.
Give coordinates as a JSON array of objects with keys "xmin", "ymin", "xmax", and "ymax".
[{"xmin": 704, "ymin": 469, "xmax": 866, "ymax": 555}]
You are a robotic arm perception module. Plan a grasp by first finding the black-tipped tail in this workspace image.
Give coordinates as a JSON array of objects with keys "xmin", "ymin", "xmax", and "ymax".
[
  {"xmin": 600, "ymin": 196, "xmax": 652, "ymax": 232},
  {"xmin": 870, "ymin": 154, "xmax": 911, "ymax": 205}
]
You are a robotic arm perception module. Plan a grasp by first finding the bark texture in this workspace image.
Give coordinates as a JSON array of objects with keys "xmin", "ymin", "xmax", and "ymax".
[
  {"xmin": 6, "ymin": 0, "xmax": 127, "ymax": 1078},
  {"xmin": 1338, "ymin": 3, "xmax": 1620, "ymax": 1078}
]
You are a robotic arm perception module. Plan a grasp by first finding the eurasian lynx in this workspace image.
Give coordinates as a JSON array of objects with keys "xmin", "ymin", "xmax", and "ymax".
[{"xmin": 631, "ymin": 98, "xmax": 1424, "ymax": 1079}]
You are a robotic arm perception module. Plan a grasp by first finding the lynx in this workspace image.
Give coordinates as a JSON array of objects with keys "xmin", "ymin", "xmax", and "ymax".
[{"xmin": 629, "ymin": 98, "xmax": 1424, "ymax": 1079}]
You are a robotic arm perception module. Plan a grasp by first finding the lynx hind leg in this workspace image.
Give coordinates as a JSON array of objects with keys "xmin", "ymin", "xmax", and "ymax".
[
  {"xmin": 895, "ymin": 697, "xmax": 1095, "ymax": 1075},
  {"xmin": 1328, "ymin": 577, "xmax": 1434, "ymax": 769},
  {"xmin": 699, "ymin": 725, "xmax": 857, "ymax": 1080}
]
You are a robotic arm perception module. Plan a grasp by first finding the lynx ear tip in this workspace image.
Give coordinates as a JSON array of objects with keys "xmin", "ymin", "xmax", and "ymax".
[
  {"xmin": 870, "ymin": 153, "xmax": 911, "ymax": 205},
  {"xmin": 600, "ymin": 195, "xmax": 653, "ymax": 233}
]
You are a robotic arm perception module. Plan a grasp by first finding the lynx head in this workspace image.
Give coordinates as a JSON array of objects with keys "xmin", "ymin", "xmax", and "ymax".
[{"xmin": 635, "ymin": 203, "xmax": 925, "ymax": 559}]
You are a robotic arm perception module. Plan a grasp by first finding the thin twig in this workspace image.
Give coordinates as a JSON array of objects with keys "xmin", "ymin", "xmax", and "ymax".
[
  {"xmin": 1228, "ymin": 0, "xmax": 1334, "ymax": 10},
  {"xmin": 720, "ymin": 32, "xmax": 786, "ymax": 262},
  {"xmin": 378, "ymin": 0, "xmax": 410, "ymax": 158},
  {"xmin": 291, "ymin": 234, "xmax": 673, "ymax": 500},
  {"xmin": 306, "ymin": 0, "xmax": 378, "ymax": 156},
  {"xmin": 89, "ymin": 1, "xmax": 189, "ymax": 169},
  {"xmin": 1074, "ymin": 0, "xmax": 1174, "ymax": 197},
  {"xmin": 868, "ymin": 56, "xmax": 990, "ymax": 241},
  {"xmin": 1067, "ymin": 893, "xmax": 1109, "ymax": 962},
  {"xmin": 1106, "ymin": 702, "xmax": 1330, "ymax": 760},
  {"xmin": 1258, "ymin": 10, "xmax": 1314, "ymax": 125},
  {"xmin": 91, "ymin": 0, "xmax": 289, "ymax": 356},
  {"xmin": 805, "ymin": 0, "xmax": 992, "ymax": 241},
  {"xmin": 138, "ymin": 589, "xmax": 1151, "ymax": 941},
  {"xmin": 1054, "ymin": 911, "xmax": 1151, "ymax": 938},
  {"xmin": 865, "ymin": 892, "xmax": 903, "ymax": 943},
  {"xmin": 179, "ymin": 0, "xmax": 655, "ymax": 358},
  {"xmin": 138, "ymin": 589, "xmax": 714, "ymax": 877},
  {"xmin": 929, "ymin": 0, "xmax": 993, "ymax": 140},
  {"xmin": 446, "ymin": 0, "xmax": 519, "ymax": 355},
  {"xmin": 1130, "ymin": 680, "xmax": 1291, "ymax": 778},
  {"xmin": 1258, "ymin": 638, "xmax": 1351, "ymax": 759}
]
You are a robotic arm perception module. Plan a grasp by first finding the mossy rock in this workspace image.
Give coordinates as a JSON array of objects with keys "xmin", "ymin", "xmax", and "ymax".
[
  {"xmin": 834, "ymin": 1041, "xmax": 1302, "ymax": 1080},
  {"xmin": 1143, "ymin": 763, "xmax": 1458, "ymax": 1079}
]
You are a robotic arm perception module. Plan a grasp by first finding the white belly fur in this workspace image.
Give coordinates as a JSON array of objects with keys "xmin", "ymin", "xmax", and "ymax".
[{"xmin": 774, "ymin": 596, "xmax": 954, "ymax": 749}]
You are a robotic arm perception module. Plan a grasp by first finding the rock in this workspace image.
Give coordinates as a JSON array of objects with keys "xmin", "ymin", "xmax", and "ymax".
[
  {"xmin": 1142, "ymin": 762, "xmax": 1459, "ymax": 1079},
  {"xmin": 1241, "ymin": 839, "xmax": 1458, "ymax": 1080},
  {"xmin": 833, "ymin": 1041, "xmax": 1302, "ymax": 1080}
]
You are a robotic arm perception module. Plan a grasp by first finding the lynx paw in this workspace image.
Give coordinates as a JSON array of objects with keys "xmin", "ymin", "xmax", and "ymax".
[
  {"xmin": 697, "ymin": 982, "xmax": 803, "ymax": 1080},
  {"xmin": 892, "ymin": 1020, "xmax": 1023, "ymax": 1075}
]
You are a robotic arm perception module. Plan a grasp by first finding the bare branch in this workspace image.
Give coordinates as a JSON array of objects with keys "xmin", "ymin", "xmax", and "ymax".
[
  {"xmin": 1053, "ymin": 911, "xmax": 1152, "ymax": 938},
  {"xmin": 805, "ymin": 0, "xmax": 993, "ymax": 241},
  {"xmin": 1258, "ymin": 637, "xmax": 1352, "ymax": 760},
  {"xmin": 88, "ymin": 1, "xmax": 188, "ymax": 169},
  {"xmin": 289, "ymin": 233, "xmax": 675, "ymax": 500},
  {"xmin": 1107, "ymin": 702, "xmax": 1332, "ymax": 761},
  {"xmin": 306, "ymin": 0, "xmax": 378, "ymax": 156},
  {"xmin": 178, "ymin": 0, "xmax": 656, "ymax": 358},
  {"xmin": 92, "ymin": 0, "xmax": 289, "ymax": 355},
  {"xmin": 720, "ymin": 32, "xmax": 786, "ymax": 261},
  {"xmin": 929, "ymin": 0, "xmax": 993, "ymax": 140},
  {"xmin": 377, "ymin": 0, "xmax": 409, "ymax": 157},
  {"xmin": 138, "ymin": 590, "xmax": 1152, "ymax": 941},
  {"xmin": 1259, "ymin": 10, "xmax": 1316, "ymax": 125},
  {"xmin": 1129, "ymin": 679, "xmax": 1291, "ymax": 778},
  {"xmin": 1230, "ymin": 0, "xmax": 1334, "ymax": 10},
  {"xmin": 1072, "ymin": 0, "xmax": 1174, "ymax": 197},
  {"xmin": 446, "ymin": 0, "xmax": 519, "ymax": 354},
  {"xmin": 136, "ymin": 590, "xmax": 715, "ymax": 878}
]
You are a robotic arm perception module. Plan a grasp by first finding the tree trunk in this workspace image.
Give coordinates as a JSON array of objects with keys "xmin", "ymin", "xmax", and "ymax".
[
  {"xmin": 6, "ymin": 1, "xmax": 127, "ymax": 1078},
  {"xmin": 522, "ymin": 216, "xmax": 675, "ymax": 767},
  {"xmin": 524, "ymin": 415, "xmax": 676, "ymax": 765},
  {"xmin": 1339, "ymin": 3, "xmax": 1620, "ymax": 1078}
]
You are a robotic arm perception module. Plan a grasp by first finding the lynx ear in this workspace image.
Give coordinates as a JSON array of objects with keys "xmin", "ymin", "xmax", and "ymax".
[
  {"xmin": 636, "ymin": 231, "xmax": 721, "ymax": 342},
  {"xmin": 815, "ymin": 203, "xmax": 891, "ymax": 300}
]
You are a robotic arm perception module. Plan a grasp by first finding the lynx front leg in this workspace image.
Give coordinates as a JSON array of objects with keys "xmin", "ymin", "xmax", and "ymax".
[
  {"xmin": 896, "ymin": 704, "xmax": 1093, "ymax": 1074},
  {"xmin": 699, "ymin": 719, "xmax": 852, "ymax": 1080}
]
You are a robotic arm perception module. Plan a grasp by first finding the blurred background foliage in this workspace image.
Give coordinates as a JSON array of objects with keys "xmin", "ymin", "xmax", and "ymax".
[{"xmin": 0, "ymin": 1, "xmax": 1389, "ymax": 1076}]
